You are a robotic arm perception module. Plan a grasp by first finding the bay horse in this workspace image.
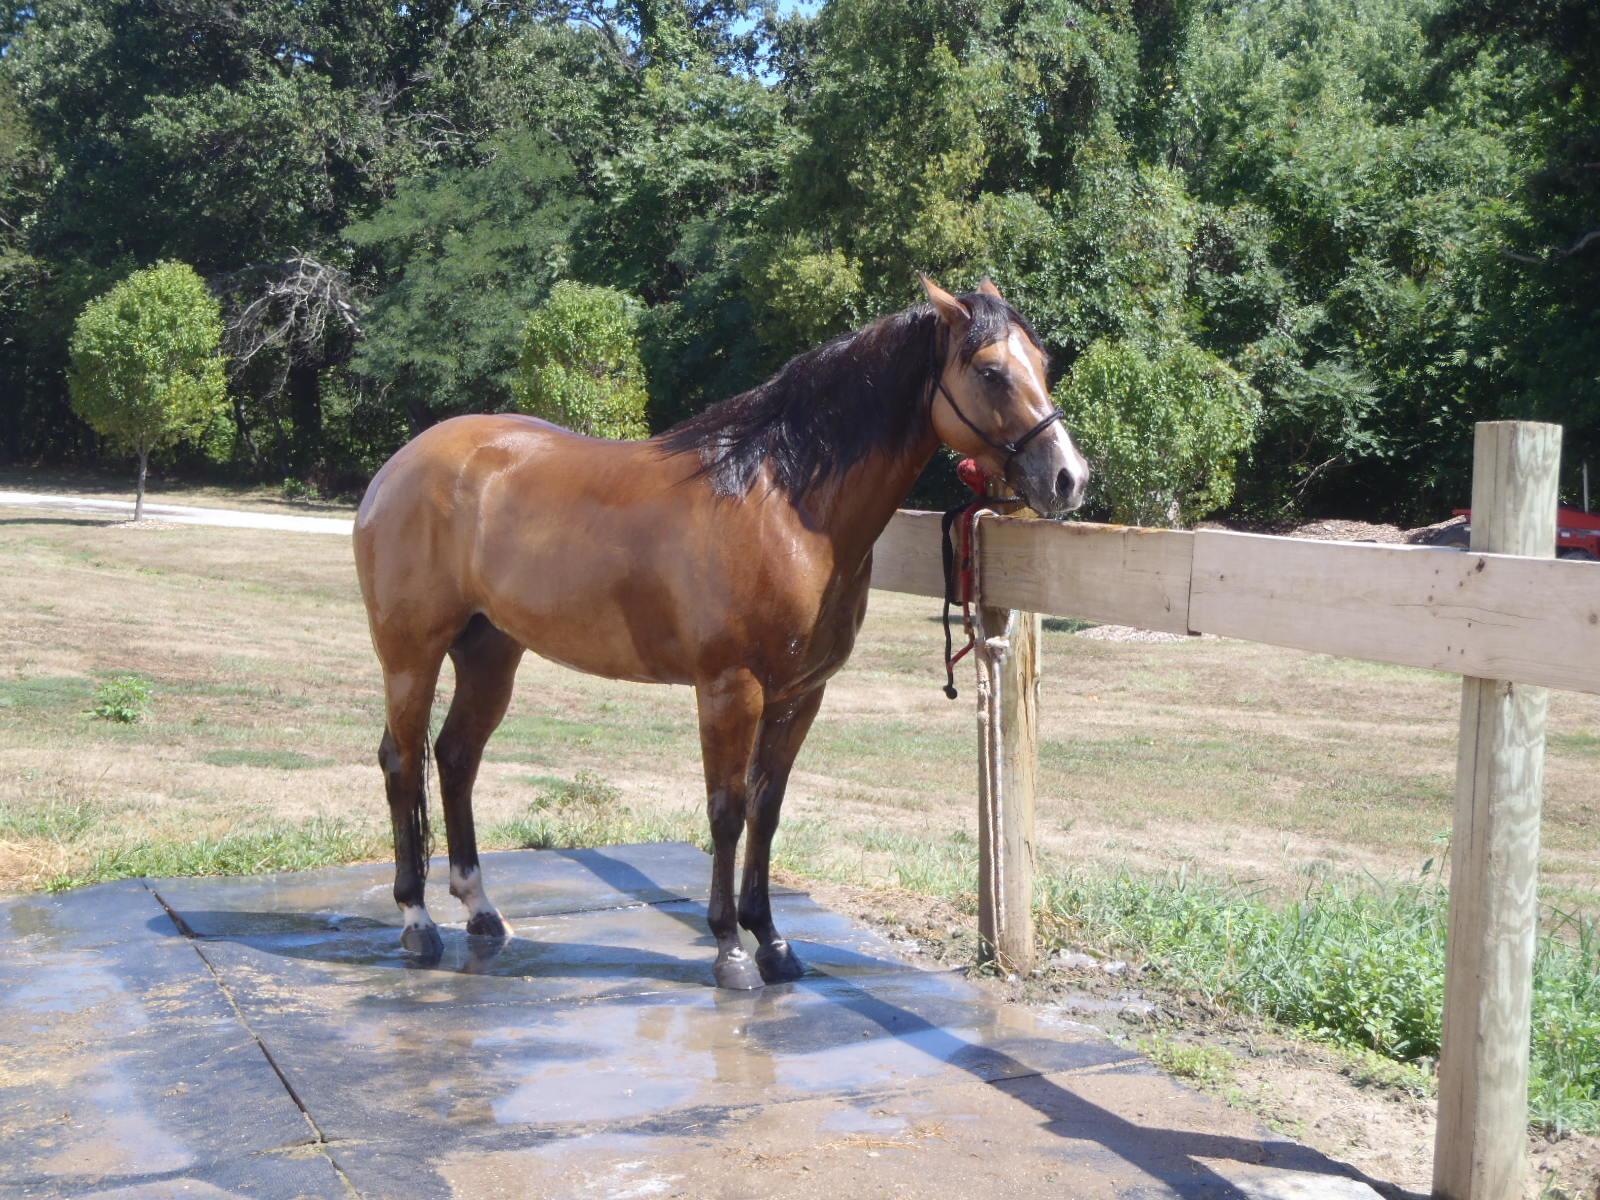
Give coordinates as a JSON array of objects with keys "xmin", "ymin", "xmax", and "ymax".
[{"xmin": 353, "ymin": 277, "xmax": 1088, "ymax": 989}]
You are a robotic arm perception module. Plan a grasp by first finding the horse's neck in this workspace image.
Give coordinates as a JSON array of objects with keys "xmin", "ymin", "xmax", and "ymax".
[{"xmin": 810, "ymin": 421, "xmax": 941, "ymax": 576}]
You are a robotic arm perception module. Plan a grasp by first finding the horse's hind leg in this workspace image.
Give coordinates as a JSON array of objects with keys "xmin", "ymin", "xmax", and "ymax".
[
  {"xmin": 695, "ymin": 669, "xmax": 765, "ymax": 990},
  {"xmin": 436, "ymin": 616, "xmax": 523, "ymax": 938},
  {"xmin": 739, "ymin": 686, "xmax": 825, "ymax": 984},
  {"xmin": 377, "ymin": 644, "xmax": 447, "ymax": 961}
]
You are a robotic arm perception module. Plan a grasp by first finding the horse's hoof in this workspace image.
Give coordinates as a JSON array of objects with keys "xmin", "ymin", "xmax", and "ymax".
[
  {"xmin": 756, "ymin": 940, "xmax": 807, "ymax": 984},
  {"xmin": 713, "ymin": 950, "xmax": 765, "ymax": 991},
  {"xmin": 466, "ymin": 910, "xmax": 512, "ymax": 939},
  {"xmin": 401, "ymin": 923, "xmax": 444, "ymax": 962}
]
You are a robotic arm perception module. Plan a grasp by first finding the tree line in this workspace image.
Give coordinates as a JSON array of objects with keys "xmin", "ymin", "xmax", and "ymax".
[{"xmin": 1, "ymin": 0, "xmax": 1595, "ymax": 524}]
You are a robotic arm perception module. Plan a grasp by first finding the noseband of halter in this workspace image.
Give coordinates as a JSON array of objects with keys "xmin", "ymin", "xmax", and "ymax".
[{"xmin": 928, "ymin": 327, "xmax": 1065, "ymax": 464}]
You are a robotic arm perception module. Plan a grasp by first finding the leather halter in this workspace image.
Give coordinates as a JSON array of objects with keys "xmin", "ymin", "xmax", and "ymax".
[{"xmin": 928, "ymin": 329, "xmax": 1066, "ymax": 464}]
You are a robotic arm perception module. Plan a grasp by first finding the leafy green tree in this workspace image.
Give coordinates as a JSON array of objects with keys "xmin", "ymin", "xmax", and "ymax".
[
  {"xmin": 516, "ymin": 282, "xmax": 650, "ymax": 439},
  {"xmin": 6, "ymin": 0, "xmax": 543, "ymax": 474},
  {"xmin": 0, "ymin": 69, "xmax": 59, "ymax": 462},
  {"xmin": 68, "ymin": 262, "xmax": 228, "ymax": 519},
  {"xmin": 1057, "ymin": 340, "xmax": 1261, "ymax": 527},
  {"xmin": 1169, "ymin": 0, "xmax": 1523, "ymax": 519},
  {"xmin": 562, "ymin": 2, "xmax": 792, "ymax": 421},
  {"xmin": 767, "ymin": 0, "xmax": 990, "ymax": 314},
  {"xmin": 1427, "ymin": 0, "xmax": 1600, "ymax": 498},
  {"xmin": 743, "ymin": 235, "xmax": 862, "ymax": 356},
  {"xmin": 345, "ymin": 134, "xmax": 586, "ymax": 423},
  {"xmin": 4, "ymin": 0, "xmax": 1598, "ymax": 526}
]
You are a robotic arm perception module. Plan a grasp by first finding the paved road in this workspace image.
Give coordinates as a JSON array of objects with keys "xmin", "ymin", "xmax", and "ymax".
[{"xmin": 0, "ymin": 489, "xmax": 353, "ymax": 535}]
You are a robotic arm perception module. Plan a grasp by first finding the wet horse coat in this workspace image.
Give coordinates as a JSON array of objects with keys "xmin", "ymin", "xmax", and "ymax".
[{"xmin": 353, "ymin": 278, "xmax": 1088, "ymax": 988}]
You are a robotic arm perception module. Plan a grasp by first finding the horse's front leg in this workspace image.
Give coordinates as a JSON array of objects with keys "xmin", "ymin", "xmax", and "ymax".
[
  {"xmin": 739, "ymin": 687, "xmax": 825, "ymax": 984},
  {"xmin": 695, "ymin": 670, "xmax": 765, "ymax": 990}
]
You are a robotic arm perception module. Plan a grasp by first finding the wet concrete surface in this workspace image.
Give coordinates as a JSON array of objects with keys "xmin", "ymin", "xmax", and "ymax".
[{"xmin": 1, "ymin": 844, "xmax": 1384, "ymax": 1199}]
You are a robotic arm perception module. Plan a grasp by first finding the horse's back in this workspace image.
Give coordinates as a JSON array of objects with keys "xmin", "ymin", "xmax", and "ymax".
[
  {"xmin": 353, "ymin": 414, "xmax": 712, "ymax": 675},
  {"xmin": 360, "ymin": 414, "xmax": 578, "ymax": 521}
]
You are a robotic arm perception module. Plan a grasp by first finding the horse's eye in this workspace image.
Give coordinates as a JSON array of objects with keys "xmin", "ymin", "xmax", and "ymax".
[{"xmin": 977, "ymin": 365, "xmax": 1005, "ymax": 385}]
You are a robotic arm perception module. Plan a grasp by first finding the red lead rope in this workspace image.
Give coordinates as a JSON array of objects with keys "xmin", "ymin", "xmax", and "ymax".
[{"xmin": 940, "ymin": 458, "xmax": 991, "ymax": 699}]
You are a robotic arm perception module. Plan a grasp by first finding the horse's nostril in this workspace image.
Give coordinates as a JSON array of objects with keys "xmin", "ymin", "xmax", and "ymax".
[{"xmin": 1056, "ymin": 468, "xmax": 1076, "ymax": 499}]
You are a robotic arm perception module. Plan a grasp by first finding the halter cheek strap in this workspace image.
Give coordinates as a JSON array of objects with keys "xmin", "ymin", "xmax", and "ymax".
[
  {"xmin": 937, "ymin": 376, "xmax": 1065, "ymax": 460},
  {"xmin": 928, "ymin": 331, "xmax": 1066, "ymax": 464}
]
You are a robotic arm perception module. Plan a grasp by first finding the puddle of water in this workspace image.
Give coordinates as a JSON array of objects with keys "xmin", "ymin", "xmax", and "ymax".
[
  {"xmin": 7, "ymin": 960, "xmax": 120, "ymax": 1015},
  {"xmin": 1047, "ymin": 994, "xmax": 1157, "ymax": 1021},
  {"xmin": 492, "ymin": 1060, "xmax": 703, "ymax": 1125},
  {"xmin": 820, "ymin": 1105, "xmax": 908, "ymax": 1135},
  {"xmin": 36, "ymin": 1071, "xmax": 195, "ymax": 1178},
  {"xmin": 489, "ymin": 1002, "xmax": 714, "ymax": 1124}
]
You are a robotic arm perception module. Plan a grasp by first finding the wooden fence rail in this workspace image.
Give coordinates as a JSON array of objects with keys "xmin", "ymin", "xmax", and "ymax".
[
  {"xmin": 870, "ymin": 493, "xmax": 1600, "ymax": 695},
  {"xmin": 868, "ymin": 421, "xmax": 1576, "ymax": 1200}
]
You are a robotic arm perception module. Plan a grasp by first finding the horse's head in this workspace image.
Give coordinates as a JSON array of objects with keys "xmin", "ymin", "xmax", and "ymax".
[{"xmin": 921, "ymin": 275, "xmax": 1089, "ymax": 517}]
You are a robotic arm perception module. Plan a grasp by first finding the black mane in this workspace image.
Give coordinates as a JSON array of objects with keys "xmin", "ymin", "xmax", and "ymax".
[{"xmin": 659, "ymin": 291, "xmax": 1040, "ymax": 500}]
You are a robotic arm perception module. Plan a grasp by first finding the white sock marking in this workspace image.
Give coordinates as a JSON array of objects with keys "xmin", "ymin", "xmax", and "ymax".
[{"xmin": 450, "ymin": 864, "xmax": 496, "ymax": 917}]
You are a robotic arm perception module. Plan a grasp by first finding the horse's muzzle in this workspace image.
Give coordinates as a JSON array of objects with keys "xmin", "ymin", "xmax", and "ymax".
[{"xmin": 1009, "ymin": 431, "xmax": 1090, "ymax": 517}]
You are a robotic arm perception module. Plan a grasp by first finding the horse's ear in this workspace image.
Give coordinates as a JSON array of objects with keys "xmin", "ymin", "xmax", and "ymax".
[
  {"xmin": 920, "ymin": 274, "xmax": 970, "ymax": 329},
  {"xmin": 977, "ymin": 277, "xmax": 1004, "ymax": 300}
]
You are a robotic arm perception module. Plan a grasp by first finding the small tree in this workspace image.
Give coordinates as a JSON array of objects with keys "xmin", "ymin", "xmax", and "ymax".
[
  {"xmin": 1057, "ymin": 340, "xmax": 1261, "ymax": 527},
  {"xmin": 515, "ymin": 282, "xmax": 650, "ymax": 440},
  {"xmin": 69, "ymin": 262, "xmax": 228, "ymax": 519}
]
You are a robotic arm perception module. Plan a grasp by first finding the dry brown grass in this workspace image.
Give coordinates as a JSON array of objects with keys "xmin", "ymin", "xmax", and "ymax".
[{"xmin": 2, "ymin": 502, "xmax": 1598, "ymax": 912}]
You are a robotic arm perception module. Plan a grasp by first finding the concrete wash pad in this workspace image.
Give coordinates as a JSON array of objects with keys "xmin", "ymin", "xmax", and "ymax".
[{"xmin": 1, "ymin": 843, "xmax": 1386, "ymax": 1199}]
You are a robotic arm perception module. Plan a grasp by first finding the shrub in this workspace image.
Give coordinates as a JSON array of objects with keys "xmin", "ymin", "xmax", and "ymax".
[
  {"xmin": 92, "ymin": 676, "xmax": 152, "ymax": 724},
  {"xmin": 1056, "ymin": 339, "xmax": 1260, "ymax": 526},
  {"xmin": 68, "ymin": 262, "xmax": 228, "ymax": 520},
  {"xmin": 515, "ymin": 282, "xmax": 650, "ymax": 439},
  {"xmin": 745, "ymin": 235, "xmax": 863, "ymax": 356}
]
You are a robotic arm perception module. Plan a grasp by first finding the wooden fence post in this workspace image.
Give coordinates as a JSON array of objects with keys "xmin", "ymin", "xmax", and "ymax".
[
  {"xmin": 1434, "ymin": 421, "xmax": 1560, "ymax": 1200},
  {"xmin": 974, "ymin": 512, "xmax": 1039, "ymax": 975}
]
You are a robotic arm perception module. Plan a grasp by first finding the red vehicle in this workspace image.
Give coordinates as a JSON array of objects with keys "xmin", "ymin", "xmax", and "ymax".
[{"xmin": 1443, "ymin": 506, "xmax": 1600, "ymax": 559}]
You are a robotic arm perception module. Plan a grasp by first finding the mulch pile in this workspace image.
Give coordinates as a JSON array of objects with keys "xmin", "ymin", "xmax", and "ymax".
[{"xmin": 1194, "ymin": 515, "xmax": 1469, "ymax": 546}]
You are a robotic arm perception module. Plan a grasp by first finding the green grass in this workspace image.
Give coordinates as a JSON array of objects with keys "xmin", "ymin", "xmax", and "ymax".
[
  {"xmin": 1141, "ymin": 1038, "xmax": 1237, "ymax": 1088},
  {"xmin": 1549, "ymin": 731, "xmax": 1600, "ymax": 756},
  {"xmin": 1337, "ymin": 1044, "xmax": 1435, "ymax": 1098},
  {"xmin": 1042, "ymin": 617, "xmax": 1098, "ymax": 634},
  {"xmin": 42, "ymin": 816, "xmax": 384, "ymax": 891},
  {"xmin": 0, "ymin": 797, "xmax": 99, "ymax": 842},
  {"xmin": 484, "ymin": 771, "xmax": 707, "ymax": 852},
  {"xmin": 1033, "ymin": 868, "xmax": 1600, "ymax": 1136},
  {"xmin": 199, "ymin": 749, "xmax": 332, "ymax": 770},
  {"xmin": 0, "ymin": 675, "xmax": 92, "ymax": 712}
]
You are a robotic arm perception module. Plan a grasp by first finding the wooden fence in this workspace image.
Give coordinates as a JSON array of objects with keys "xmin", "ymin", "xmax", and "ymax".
[{"xmin": 868, "ymin": 422, "xmax": 1591, "ymax": 1200}]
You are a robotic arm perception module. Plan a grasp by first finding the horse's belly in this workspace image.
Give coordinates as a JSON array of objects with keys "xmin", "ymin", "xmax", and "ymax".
[{"xmin": 482, "ymin": 591, "xmax": 695, "ymax": 687}]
